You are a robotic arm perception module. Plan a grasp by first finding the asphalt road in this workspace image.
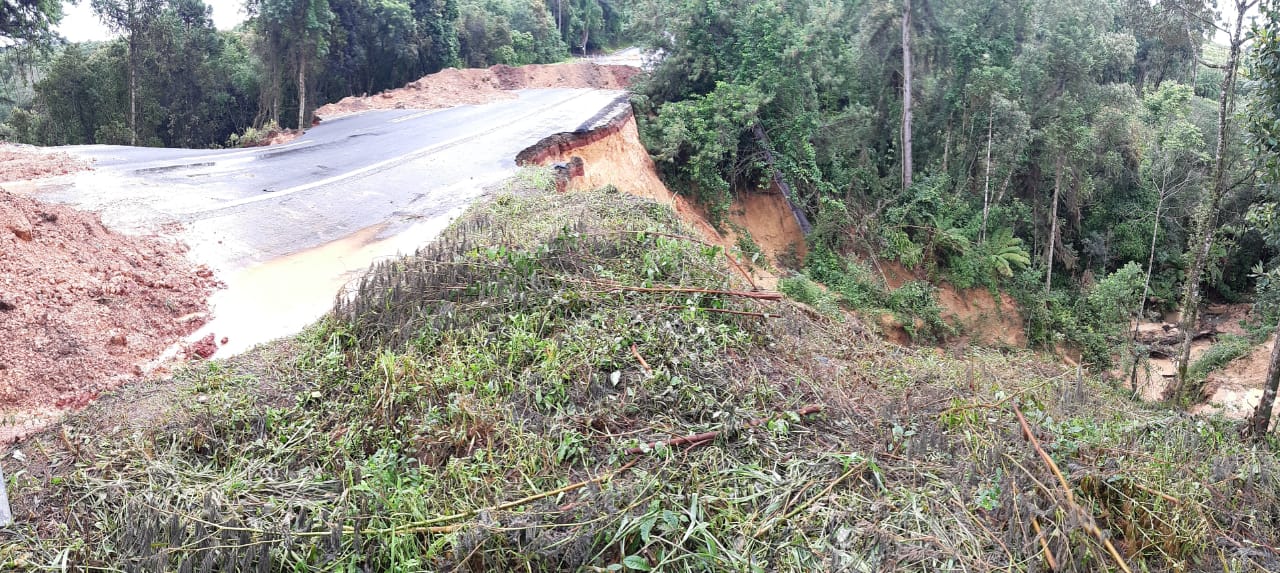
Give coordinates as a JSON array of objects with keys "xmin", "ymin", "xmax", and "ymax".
[
  {"xmin": 41, "ymin": 87, "xmax": 629, "ymax": 271},
  {"xmin": 28, "ymin": 87, "xmax": 630, "ymax": 355}
]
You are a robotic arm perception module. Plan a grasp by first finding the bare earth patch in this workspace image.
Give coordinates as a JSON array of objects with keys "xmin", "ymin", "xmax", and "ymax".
[
  {"xmin": 0, "ymin": 144, "xmax": 92, "ymax": 182},
  {"xmin": 0, "ymin": 188, "xmax": 217, "ymax": 442},
  {"xmin": 315, "ymin": 62, "xmax": 640, "ymax": 119}
]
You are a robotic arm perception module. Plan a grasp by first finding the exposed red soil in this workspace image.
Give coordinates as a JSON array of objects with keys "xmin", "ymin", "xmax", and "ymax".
[
  {"xmin": 879, "ymin": 259, "xmax": 1027, "ymax": 347},
  {"xmin": 315, "ymin": 62, "xmax": 640, "ymax": 119},
  {"xmin": 0, "ymin": 188, "xmax": 217, "ymax": 443},
  {"xmin": 0, "ymin": 144, "xmax": 92, "ymax": 182},
  {"xmin": 517, "ymin": 110, "xmax": 781, "ymax": 289}
]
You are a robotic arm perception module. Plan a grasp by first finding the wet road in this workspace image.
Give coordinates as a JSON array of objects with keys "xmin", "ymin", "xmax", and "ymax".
[
  {"xmin": 40, "ymin": 88, "xmax": 629, "ymax": 272},
  {"xmin": 26, "ymin": 87, "xmax": 630, "ymax": 356}
]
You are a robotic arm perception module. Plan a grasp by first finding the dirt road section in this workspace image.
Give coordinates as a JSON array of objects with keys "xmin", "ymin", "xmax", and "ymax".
[
  {"xmin": 315, "ymin": 62, "xmax": 639, "ymax": 119},
  {"xmin": 0, "ymin": 144, "xmax": 91, "ymax": 182},
  {"xmin": 0, "ymin": 189, "xmax": 216, "ymax": 442}
]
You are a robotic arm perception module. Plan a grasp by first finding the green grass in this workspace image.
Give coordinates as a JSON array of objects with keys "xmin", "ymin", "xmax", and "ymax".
[
  {"xmin": 1188, "ymin": 333, "xmax": 1256, "ymax": 381},
  {"xmin": 3, "ymin": 175, "xmax": 1280, "ymax": 572}
]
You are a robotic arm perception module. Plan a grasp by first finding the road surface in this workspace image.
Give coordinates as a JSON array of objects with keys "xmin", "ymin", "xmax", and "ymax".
[{"xmin": 26, "ymin": 88, "xmax": 630, "ymax": 356}]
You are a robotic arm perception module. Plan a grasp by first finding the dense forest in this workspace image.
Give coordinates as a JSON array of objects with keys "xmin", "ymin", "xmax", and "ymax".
[
  {"xmin": 0, "ymin": 0, "xmax": 629, "ymax": 146},
  {"xmin": 626, "ymin": 0, "xmax": 1280, "ymax": 426},
  {"xmin": 4, "ymin": 0, "xmax": 1280, "ymax": 424}
]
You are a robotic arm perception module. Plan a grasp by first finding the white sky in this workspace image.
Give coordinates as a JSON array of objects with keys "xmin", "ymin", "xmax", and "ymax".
[
  {"xmin": 56, "ymin": 0, "xmax": 248, "ymax": 42},
  {"xmin": 50, "ymin": 0, "xmax": 1262, "ymax": 46}
]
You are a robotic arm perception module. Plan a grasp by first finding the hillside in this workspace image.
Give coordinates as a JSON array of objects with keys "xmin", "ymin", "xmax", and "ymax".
[{"xmin": 2, "ymin": 177, "xmax": 1278, "ymax": 571}]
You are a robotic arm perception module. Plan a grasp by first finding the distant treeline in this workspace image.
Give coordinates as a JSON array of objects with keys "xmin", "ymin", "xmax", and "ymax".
[{"xmin": 0, "ymin": 0, "xmax": 630, "ymax": 148}]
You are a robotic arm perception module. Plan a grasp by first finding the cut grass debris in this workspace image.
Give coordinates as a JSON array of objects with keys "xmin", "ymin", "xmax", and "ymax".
[{"xmin": 2, "ymin": 175, "xmax": 1279, "ymax": 572}]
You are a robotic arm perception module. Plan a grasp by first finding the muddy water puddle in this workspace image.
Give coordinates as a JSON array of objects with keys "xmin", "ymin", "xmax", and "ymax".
[{"xmin": 187, "ymin": 208, "xmax": 464, "ymax": 358}]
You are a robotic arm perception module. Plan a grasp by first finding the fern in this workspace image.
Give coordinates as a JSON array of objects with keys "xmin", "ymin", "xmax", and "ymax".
[{"xmin": 986, "ymin": 231, "xmax": 1031, "ymax": 278}]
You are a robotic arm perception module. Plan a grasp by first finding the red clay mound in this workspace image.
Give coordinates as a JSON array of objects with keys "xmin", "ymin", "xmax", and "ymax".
[
  {"xmin": 0, "ymin": 189, "xmax": 217, "ymax": 442},
  {"xmin": 315, "ymin": 62, "xmax": 638, "ymax": 119},
  {"xmin": 490, "ymin": 62, "xmax": 638, "ymax": 90},
  {"xmin": 0, "ymin": 144, "xmax": 91, "ymax": 182}
]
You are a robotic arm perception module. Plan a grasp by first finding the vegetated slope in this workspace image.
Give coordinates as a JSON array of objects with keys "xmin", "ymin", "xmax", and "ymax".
[
  {"xmin": 0, "ymin": 188, "xmax": 217, "ymax": 443},
  {"xmin": 3, "ymin": 179, "xmax": 1278, "ymax": 572},
  {"xmin": 314, "ymin": 62, "xmax": 639, "ymax": 119}
]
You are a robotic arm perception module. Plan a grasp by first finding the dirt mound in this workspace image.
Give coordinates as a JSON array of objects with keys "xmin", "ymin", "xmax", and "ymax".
[
  {"xmin": 879, "ymin": 260, "xmax": 1027, "ymax": 347},
  {"xmin": 0, "ymin": 144, "xmax": 91, "ymax": 182},
  {"xmin": 315, "ymin": 62, "xmax": 638, "ymax": 119},
  {"xmin": 0, "ymin": 188, "xmax": 216, "ymax": 443},
  {"xmin": 490, "ymin": 62, "xmax": 638, "ymax": 90}
]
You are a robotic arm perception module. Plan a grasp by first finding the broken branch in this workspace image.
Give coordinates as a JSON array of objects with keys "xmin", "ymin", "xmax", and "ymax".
[
  {"xmin": 581, "ymin": 279, "xmax": 782, "ymax": 300},
  {"xmin": 630, "ymin": 343, "xmax": 652, "ymax": 376},
  {"xmin": 660, "ymin": 305, "xmax": 779, "ymax": 319}
]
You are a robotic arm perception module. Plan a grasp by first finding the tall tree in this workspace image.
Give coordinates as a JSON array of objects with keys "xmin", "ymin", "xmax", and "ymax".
[
  {"xmin": 901, "ymin": 0, "xmax": 913, "ymax": 192},
  {"xmin": 92, "ymin": 0, "xmax": 162, "ymax": 145},
  {"xmin": 1173, "ymin": 0, "xmax": 1256, "ymax": 398},
  {"xmin": 0, "ymin": 0, "xmax": 63, "ymax": 44},
  {"xmin": 1246, "ymin": 0, "xmax": 1280, "ymax": 437},
  {"xmin": 248, "ymin": 0, "xmax": 332, "ymax": 130}
]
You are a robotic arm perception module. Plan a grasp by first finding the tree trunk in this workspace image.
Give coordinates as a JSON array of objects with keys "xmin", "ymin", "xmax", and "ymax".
[
  {"xmin": 981, "ymin": 103, "xmax": 994, "ymax": 244},
  {"xmin": 1249, "ymin": 323, "xmax": 1280, "ymax": 437},
  {"xmin": 1175, "ymin": 0, "xmax": 1248, "ymax": 398},
  {"xmin": 1045, "ymin": 156, "xmax": 1063, "ymax": 296},
  {"xmin": 1130, "ymin": 192, "xmax": 1165, "ymax": 392},
  {"xmin": 752, "ymin": 123, "xmax": 812, "ymax": 234},
  {"xmin": 128, "ymin": 27, "xmax": 137, "ymax": 146},
  {"xmin": 297, "ymin": 51, "xmax": 307, "ymax": 132},
  {"xmin": 900, "ymin": 0, "xmax": 913, "ymax": 192}
]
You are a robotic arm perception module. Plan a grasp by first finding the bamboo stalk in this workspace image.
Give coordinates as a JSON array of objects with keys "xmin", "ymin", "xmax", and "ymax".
[
  {"xmin": 580, "ymin": 279, "xmax": 782, "ymax": 300},
  {"xmin": 1031, "ymin": 516, "xmax": 1059, "ymax": 571},
  {"xmin": 754, "ymin": 462, "xmax": 861, "ymax": 537},
  {"xmin": 1014, "ymin": 406, "xmax": 1134, "ymax": 573},
  {"xmin": 625, "ymin": 405, "xmax": 823, "ymax": 455},
  {"xmin": 630, "ymin": 343, "xmax": 652, "ymax": 376}
]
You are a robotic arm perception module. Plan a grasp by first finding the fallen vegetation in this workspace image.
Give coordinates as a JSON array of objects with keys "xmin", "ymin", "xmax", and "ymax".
[{"xmin": 2, "ymin": 176, "xmax": 1279, "ymax": 571}]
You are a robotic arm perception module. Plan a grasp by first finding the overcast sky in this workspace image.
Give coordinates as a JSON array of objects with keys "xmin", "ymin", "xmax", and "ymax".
[
  {"xmin": 56, "ymin": 0, "xmax": 248, "ymax": 42},
  {"xmin": 52, "ymin": 0, "xmax": 1259, "ymax": 45}
]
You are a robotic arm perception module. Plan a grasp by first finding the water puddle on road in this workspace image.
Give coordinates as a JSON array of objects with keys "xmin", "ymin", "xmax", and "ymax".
[{"xmin": 187, "ymin": 207, "xmax": 465, "ymax": 358}]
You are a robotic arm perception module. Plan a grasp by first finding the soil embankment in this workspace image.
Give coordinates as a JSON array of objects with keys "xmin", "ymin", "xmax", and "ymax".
[
  {"xmin": 516, "ymin": 107, "xmax": 1023, "ymax": 344},
  {"xmin": 0, "ymin": 144, "xmax": 91, "ymax": 182},
  {"xmin": 516, "ymin": 106, "xmax": 798, "ymax": 288},
  {"xmin": 315, "ymin": 62, "xmax": 639, "ymax": 119},
  {"xmin": 0, "ymin": 188, "xmax": 216, "ymax": 442},
  {"xmin": 879, "ymin": 259, "xmax": 1027, "ymax": 347}
]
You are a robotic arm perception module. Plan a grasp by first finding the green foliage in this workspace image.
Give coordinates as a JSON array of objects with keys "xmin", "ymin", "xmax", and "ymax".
[
  {"xmin": 0, "ymin": 0, "xmax": 64, "ymax": 44},
  {"xmin": 777, "ymin": 274, "xmax": 838, "ymax": 316},
  {"xmin": 633, "ymin": 0, "xmax": 1265, "ymax": 355},
  {"xmin": 456, "ymin": 0, "xmax": 564, "ymax": 67},
  {"xmin": 226, "ymin": 120, "xmax": 282, "ymax": 147},
  {"xmin": 640, "ymin": 81, "xmax": 767, "ymax": 225},
  {"xmin": 3, "ymin": 12, "xmax": 261, "ymax": 147},
  {"xmin": 1187, "ymin": 333, "xmax": 1255, "ymax": 381},
  {"xmin": 795, "ymin": 248, "xmax": 951, "ymax": 341}
]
